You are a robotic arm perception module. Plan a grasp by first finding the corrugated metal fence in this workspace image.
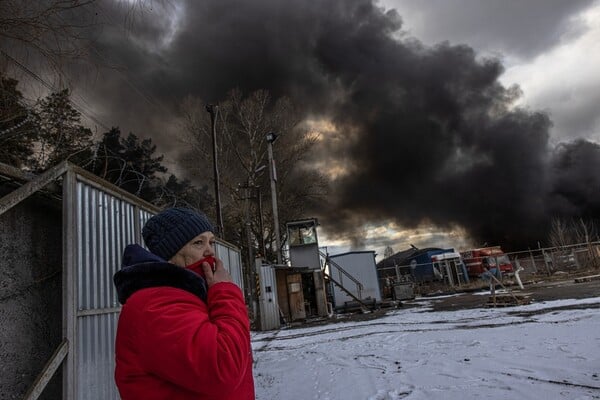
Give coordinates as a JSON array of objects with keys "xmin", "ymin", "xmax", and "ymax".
[
  {"xmin": 69, "ymin": 177, "xmax": 143, "ymax": 399},
  {"xmin": 215, "ymin": 242, "xmax": 244, "ymax": 292},
  {"xmin": 61, "ymin": 167, "xmax": 244, "ymax": 400}
]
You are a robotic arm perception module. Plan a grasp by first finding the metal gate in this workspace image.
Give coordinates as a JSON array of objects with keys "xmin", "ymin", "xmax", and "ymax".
[
  {"xmin": 63, "ymin": 169, "xmax": 245, "ymax": 399},
  {"xmin": 257, "ymin": 262, "xmax": 280, "ymax": 330},
  {"xmin": 0, "ymin": 161, "xmax": 244, "ymax": 400},
  {"xmin": 63, "ymin": 170, "xmax": 154, "ymax": 400}
]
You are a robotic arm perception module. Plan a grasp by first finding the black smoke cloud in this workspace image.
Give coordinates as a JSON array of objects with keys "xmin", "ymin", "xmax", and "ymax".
[
  {"xmin": 75, "ymin": 0, "xmax": 599, "ymax": 249},
  {"xmin": 550, "ymin": 140, "xmax": 600, "ymax": 219}
]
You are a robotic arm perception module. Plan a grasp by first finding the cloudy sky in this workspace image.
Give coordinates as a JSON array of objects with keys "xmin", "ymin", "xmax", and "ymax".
[
  {"xmin": 386, "ymin": 0, "xmax": 600, "ymax": 143},
  {"xmin": 6, "ymin": 0, "xmax": 600, "ymax": 258}
]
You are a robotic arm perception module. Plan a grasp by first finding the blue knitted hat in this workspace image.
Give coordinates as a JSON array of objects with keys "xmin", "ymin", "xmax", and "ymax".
[{"xmin": 142, "ymin": 207, "xmax": 215, "ymax": 261}]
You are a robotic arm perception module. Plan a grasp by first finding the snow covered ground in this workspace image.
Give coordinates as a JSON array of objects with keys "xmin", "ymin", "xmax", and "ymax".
[{"xmin": 252, "ymin": 295, "xmax": 600, "ymax": 400}]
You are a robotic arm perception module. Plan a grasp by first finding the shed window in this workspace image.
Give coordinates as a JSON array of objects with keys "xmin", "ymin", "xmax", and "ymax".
[{"xmin": 288, "ymin": 223, "xmax": 317, "ymax": 246}]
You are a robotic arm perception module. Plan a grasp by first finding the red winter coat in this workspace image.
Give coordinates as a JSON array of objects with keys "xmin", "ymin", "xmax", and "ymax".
[{"xmin": 114, "ymin": 245, "xmax": 255, "ymax": 400}]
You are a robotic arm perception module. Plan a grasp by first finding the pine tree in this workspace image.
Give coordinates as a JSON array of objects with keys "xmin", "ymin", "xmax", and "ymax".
[
  {"xmin": 155, "ymin": 174, "xmax": 213, "ymax": 210},
  {"xmin": 384, "ymin": 246, "xmax": 394, "ymax": 259},
  {"xmin": 85, "ymin": 128, "xmax": 213, "ymax": 207},
  {"xmin": 33, "ymin": 89, "xmax": 93, "ymax": 171},
  {"xmin": 0, "ymin": 74, "xmax": 36, "ymax": 167},
  {"xmin": 86, "ymin": 127, "xmax": 166, "ymax": 201}
]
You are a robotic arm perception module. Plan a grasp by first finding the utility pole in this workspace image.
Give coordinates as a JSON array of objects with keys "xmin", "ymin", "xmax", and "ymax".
[
  {"xmin": 240, "ymin": 184, "xmax": 255, "ymax": 303},
  {"xmin": 256, "ymin": 186, "xmax": 266, "ymax": 258},
  {"xmin": 239, "ymin": 181, "xmax": 262, "ymax": 326},
  {"xmin": 266, "ymin": 132, "xmax": 282, "ymax": 264},
  {"xmin": 206, "ymin": 104, "xmax": 224, "ymax": 237},
  {"xmin": 252, "ymin": 164, "xmax": 268, "ymax": 259}
]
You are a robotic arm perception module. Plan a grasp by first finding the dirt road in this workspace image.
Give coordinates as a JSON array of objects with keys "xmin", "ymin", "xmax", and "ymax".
[
  {"xmin": 415, "ymin": 276, "xmax": 600, "ymax": 312},
  {"xmin": 284, "ymin": 275, "xmax": 600, "ymax": 329}
]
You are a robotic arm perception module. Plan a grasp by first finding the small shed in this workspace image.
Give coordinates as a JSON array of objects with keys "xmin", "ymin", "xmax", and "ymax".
[
  {"xmin": 328, "ymin": 251, "xmax": 381, "ymax": 310},
  {"xmin": 254, "ymin": 260, "xmax": 329, "ymax": 330}
]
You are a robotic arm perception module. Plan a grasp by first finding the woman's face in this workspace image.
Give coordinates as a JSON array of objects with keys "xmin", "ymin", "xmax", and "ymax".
[{"xmin": 169, "ymin": 231, "xmax": 216, "ymax": 267}]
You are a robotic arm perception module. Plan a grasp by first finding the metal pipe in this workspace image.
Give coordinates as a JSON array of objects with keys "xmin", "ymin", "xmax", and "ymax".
[
  {"xmin": 514, "ymin": 265, "xmax": 525, "ymax": 290},
  {"xmin": 257, "ymin": 187, "xmax": 266, "ymax": 258}
]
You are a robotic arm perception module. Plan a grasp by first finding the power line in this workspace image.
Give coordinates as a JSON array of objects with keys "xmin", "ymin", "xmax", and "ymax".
[
  {"xmin": 0, "ymin": 110, "xmax": 32, "ymax": 137},
  {"xmin": 0, "ymin": 50, "xmax": 111, "ymax": 132},
  {"xmin": 86, "ymin": 45, "xmax": 175, "ymax": 116}
]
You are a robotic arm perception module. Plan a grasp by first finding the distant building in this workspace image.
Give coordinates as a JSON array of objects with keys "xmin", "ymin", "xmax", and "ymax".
[
  {"xmin": 327, "ymin": 251, "xmax": 381, "ymax": 310},
  {"xmin": 376, "ymin": 246, "xmax": 469, "ymax": 291}
]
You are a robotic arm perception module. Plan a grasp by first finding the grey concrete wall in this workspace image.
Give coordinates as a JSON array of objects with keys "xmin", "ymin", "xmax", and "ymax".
[{"xmin": 0, "ymin": 190, "xmax": 62, "ymax": 400}]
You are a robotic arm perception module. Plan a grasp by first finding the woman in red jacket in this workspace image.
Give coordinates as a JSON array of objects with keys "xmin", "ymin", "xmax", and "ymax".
[{"xmin": 113, "ymin": 207, "xmax": 255, "ymax": 400}]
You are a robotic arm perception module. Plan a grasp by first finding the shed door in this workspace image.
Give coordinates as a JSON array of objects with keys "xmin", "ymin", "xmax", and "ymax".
[{"xmin": 286, "ymin": 273, "xmax": 306, "ymax": 320}]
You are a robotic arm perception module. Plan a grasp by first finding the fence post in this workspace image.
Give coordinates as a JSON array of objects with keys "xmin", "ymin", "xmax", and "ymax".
[
  {"xmin": 586, "ymin": 233, "xmax": 597, "ymax": 268},
  {"xmin": 528, "ymin": 248, "xmax": 537, "ymax": 274},
  {"xmin": 540, "ymin": 245, "xmax": 551, "ymax": 276}
]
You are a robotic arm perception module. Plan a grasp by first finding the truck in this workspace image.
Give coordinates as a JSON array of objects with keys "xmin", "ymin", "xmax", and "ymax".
[{"xmin": 460, "ymin": 246, "xmax": 513, "ymax": 278}]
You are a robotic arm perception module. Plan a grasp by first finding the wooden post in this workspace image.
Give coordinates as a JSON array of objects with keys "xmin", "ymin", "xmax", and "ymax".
[
  {"xmin": 529, "ymin": 248, "xmax": 537, "ymax": 274},
  {"xmin": 22, "ymin": 339, "xmax": 69, "ymax": 400}
]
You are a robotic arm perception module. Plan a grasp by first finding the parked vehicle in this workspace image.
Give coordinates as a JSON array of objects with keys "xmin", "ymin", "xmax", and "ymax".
[{"xmin": 460, "ymin": 246, "xmax": 513, "ymax": 278}]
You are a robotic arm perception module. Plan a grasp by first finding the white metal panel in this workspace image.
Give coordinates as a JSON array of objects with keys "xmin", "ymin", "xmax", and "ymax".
[
  {"xmin": 76, "ymin": 183, "xmax": 136, "ymax": 311},
  {"xmin": 68, "ymin": 175, "xmax": 246, "ymax": 400},
  {"xmin": 76, "ymin": 313, "xmax": 120, "ymax": 399},
  {"xmin": 215, "ymin": 241, "xmax": 244, "ymax": 292},
  {"xmin": 258, "ymin": 263, "xmax": 280, "ymax": 330},
  {"xmin": 74, "ymin": 179, "xmax": 142, "ymax": 400},
  {"xmin": 329, "ymin": 252, "xmax": 381, "ymax": 306},
  {"xmin": 63, "ymin": 169, "xmax": 77, "ymax": 400},
  {"xmin": 138, "ymin": 208, "xmax": 153, "ymax": 244}
]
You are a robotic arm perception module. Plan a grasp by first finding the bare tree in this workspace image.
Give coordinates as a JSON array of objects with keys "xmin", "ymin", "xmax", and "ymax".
[
  {"xmin": 0, "ymin": 0, "xmax": 172, "ymax": 80},
  {"xmin": 573, "ymin": 218, "xmax": 597, "ymax": 245},
  {"xmin": 549, "ymin": 217, "xmax": 598, "ymax": 248},
  {"xmin": 0, "ymin": 1, "xmax": 98, "ymax": 75},
  {"xmin": 549, "ymin": 217, "xmax": 571, "ymax": 249},
  {"xmin": 32, "ymin": 88, "xmax": 93, "ymax": 170},
  {"xmin": 384, "ymin": 246, "xmax": 394, "ymax": 259},
  {"xmin": 180, "ymin": 89, "xmax": 328, "ymax": 260}
]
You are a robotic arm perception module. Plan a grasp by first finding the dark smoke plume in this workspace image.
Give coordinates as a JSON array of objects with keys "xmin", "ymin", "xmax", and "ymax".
[{"xmin": 61, "ymin": 0, "xmax": 600, "ymax": 249}]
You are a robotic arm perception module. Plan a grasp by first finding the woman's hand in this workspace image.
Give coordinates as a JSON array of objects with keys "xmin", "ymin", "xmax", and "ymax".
[{"xmin": 202, "ymin": 257, "xmax": 233, "ymax": 287}]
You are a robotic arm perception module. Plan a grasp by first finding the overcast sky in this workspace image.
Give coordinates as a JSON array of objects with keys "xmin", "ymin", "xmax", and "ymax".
[
  {"xmin": 8, "ymin": 0, "xmax": 600, "ymax": 257},
  {"xmin": 384, "ymin": 0, "xmax": 600, "ymax": 143},
  {"xmin": 64, "ymin": 0, "xmax": 600, "ymax": 149}
]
